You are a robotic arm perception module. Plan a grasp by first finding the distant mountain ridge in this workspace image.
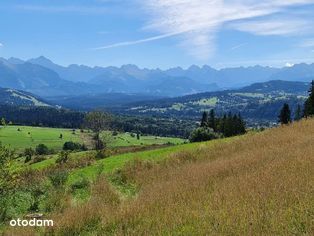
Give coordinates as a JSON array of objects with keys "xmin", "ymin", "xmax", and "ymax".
[
  {"xmin": 1, "ymin": 56, "xmax": 314, "ymax": 98},
  {"xmin": 26, "ymin": 56, "xmax": 314, "ymax": 86},
  {"xmin": 0, "ymin": 57, "xmax": 219, "ymax": 97}
]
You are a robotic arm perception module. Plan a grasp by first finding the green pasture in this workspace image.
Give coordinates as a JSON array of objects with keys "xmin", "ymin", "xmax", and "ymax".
[
  {"xmin": 108, "ymin": 132, "xmax": 185, "ymax": 147},
  {"xmin": 0, "ymin": 126, "xmax": 185, "ymax": 152},
  {"xmin": 0, "ymin": 126, "xmax": 81, "ymax": 151}
]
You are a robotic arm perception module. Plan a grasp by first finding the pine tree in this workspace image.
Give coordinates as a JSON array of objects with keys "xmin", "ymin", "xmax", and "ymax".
[
  {"xmin": 279, "ymin": 103, "xmax": 291, "ymax": 125},
  {"xmin": 208, "ymin": 109, "xmax": 216, "ymax": 131},
  {"xmin": 224, "ymin": 112, "xmax": 234, "ymax": 137},
  {"xmin": 304, "ymin": 80, "xmax": 314, "ymax": 117},
  {"xmin": 200, "ymin": 111, "xmax": 208, "ymax": 127},
  {"xmin": 238, "ymin": 113, "xmax": 246, "ymax": 134},
  {"xmin": 294, "ymin": 104, "xmax": 302, "ymax": 121}
]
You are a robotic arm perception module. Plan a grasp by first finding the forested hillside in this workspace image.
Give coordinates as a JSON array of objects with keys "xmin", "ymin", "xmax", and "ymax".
[{"xmin": 114, "ymin": 80, "xmax": 309, "ymax": 126}]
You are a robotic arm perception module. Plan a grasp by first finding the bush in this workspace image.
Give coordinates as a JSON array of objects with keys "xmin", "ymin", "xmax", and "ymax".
[
  {"xmin": 95, "ymin": 150, "xmax": 111, "ymax": 160},
  {"xmin": 112, "ymin": 131, "xmax": 118, "ymax": 136},
  {"xmin": 189, "ymin": 127, "xmax": 219, "ymax": 143},
  {"xmin": 71, "ymin": 176, "xmax": 90, "ymax": 192},
  {"xmin": 42, "ymin": 189, "xmax": 69, "ymax": 213},
  {"xmin": 56, "ymin": 151, "xmax": 70, "ymax": 165},
  {"xmin": 24, "ymin": 147, "xmax": 35, "ymax": 163},
  {"xmin": 35, "ymin": 144, "xmax": 49, "ymax": 155},
  {"xmin": 81, "ymin": 144, "xmax": 88, "ymax": 151},
  {"xmin": 63, "ymin": 141, "xmax": 86, "ymax": 151},
  {"xmin": 48, "ymin": 170, "xmax": 69, "ymax": 188},
  {"xmin": 0, "ymin": 143, "xmax": 17, "ymax": 222},
  {"xmin": 31, "ymin": 156, "xmax": 47, "ymax": 164}
]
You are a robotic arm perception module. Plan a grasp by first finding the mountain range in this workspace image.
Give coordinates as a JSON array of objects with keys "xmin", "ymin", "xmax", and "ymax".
[
  {"xmin": 0, "ymin": 78, "xmax": 310, "ymax": 127},
  {"xmin": 1, "ymin": 56, "xmax": 314, "ymax": 98}
]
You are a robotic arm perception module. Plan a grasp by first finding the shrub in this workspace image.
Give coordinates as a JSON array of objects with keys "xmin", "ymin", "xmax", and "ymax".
[
  {"xmin": 112, "ymin": 130, "xmax": 118, "ymax": 136},
  {"xmin": 42, "ymin": 189, "xmax": 69, "ymax": 213},
  {"xmin": 81, "ymin": 144, "xmax": 88, "ymax": 151},
  {"xmin": 35, "ymin": 144, "xmax": 49, "ymax": 155},
  {"xmin": 48, "ymin": 170, "xmax": 69, "ymax": 188},
  {"xmin": 24, "ymin": 147, "xmax": 35, "ymax": 163},
  {"xmin": 189, "ymin": 127, "xmax": 219, "ymax": 143},
  {"xmin": 31, "ymin": 155, "xmax": 47, "ymax": 164},
  {"xmin": 95, "ymin": 151, "xmax": 107, "ymax": 160},
  {"xmin": 63, "ymin": 141, "xmax": 85, "ymax": 151},
  {"xmin": 56, "ymin": 151, "xmax": 70, "ymax": 165},
  {"xmin": 0, "ymin": 143, "xmax": 17, "ymax": 222},
  {"xmin": 71, "ymin": 176, "xmax": 90, "ymax": 192}
]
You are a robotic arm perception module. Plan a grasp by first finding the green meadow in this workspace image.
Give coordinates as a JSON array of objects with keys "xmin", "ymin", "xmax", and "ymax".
[
  {"xmin": 0, "ymin": 126, "xmax": 81, "ymax": 151},
  {"xmin": 0, "ymin": 126, "xmax": 185, "ymax": 152},
  {"xmin": 108, "ymin": 132, "xmax": 185, "ymax": 147}
]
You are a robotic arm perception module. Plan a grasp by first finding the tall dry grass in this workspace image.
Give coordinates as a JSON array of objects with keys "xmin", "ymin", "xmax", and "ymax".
[{"xmin": 5, "ymin": 119, "xmax": 314, "ymax": 235}]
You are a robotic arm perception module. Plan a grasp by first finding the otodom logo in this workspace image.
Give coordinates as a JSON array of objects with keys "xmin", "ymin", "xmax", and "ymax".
[{"xmin": 10, "ymin": 218, "xmax": 54, "ymax": 227}]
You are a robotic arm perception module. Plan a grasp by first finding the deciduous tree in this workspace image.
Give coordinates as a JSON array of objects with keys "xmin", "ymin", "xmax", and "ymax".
[{"xmin": 85, "ymin": 111, "xmax": 112, "ymax": 150}]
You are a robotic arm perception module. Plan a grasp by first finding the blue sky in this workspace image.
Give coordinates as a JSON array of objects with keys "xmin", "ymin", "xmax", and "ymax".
[{"xmin": 1, "ymin": 0, "xmax": 314, "ymax": 69}]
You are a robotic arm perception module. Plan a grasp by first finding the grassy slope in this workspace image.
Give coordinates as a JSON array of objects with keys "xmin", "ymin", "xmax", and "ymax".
[
  {"xmin": 28, "ymin": 138, "xmax": 232, "ymax": 184},
  {"xmin": 67, "ymin": 138, "xmax": 232, "ymax": 184},
  {"xmin": 52, "ymin": 119, "xmax": 314, "ymax": 235}
]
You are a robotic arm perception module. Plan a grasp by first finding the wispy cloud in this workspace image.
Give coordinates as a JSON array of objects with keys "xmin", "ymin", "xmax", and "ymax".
[
  {"xmin": 92, "ymin": 32, "xmax": 180, "ymax": 50},
  {"xmin": 230, "ymin": 43, "xmax": 247, "ymax": 51},
  {"xmin": 96, "ymin": 0, "xmax": 314, "ymax": 59},
  {"xmin": 231, "ymin": 18, "xmax": 310, "ymax": 36},
  {"xmin": 0, "ymin": 42, "xmax": 3, "ymax": 47}
]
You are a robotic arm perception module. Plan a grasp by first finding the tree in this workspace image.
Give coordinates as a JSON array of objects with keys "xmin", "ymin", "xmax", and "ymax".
[
  {"xmin": 304, "ymin": 80, "xmax": 314, "ymax": 117},
  {"xmin": 35, "ymin": 144, "xmax": 49, "ymax": 155},
  {"xmin": 200, "ymin": 111, "xmax": 208, "ymax": 127},
  {"xmin": 189, "ymin": 127, "xmax": 219, "ymax": 143},
  {"xmin": 85, "ymin": 111, "xmax": 112, "ymax": 150},
  {"xmin": 237, "ymin": 113, "xmax": 246, "ymax": 134},
  {"xmin": 1, "ymin": 118, "xmax": 6, "ymax": 127},
  {"xmin": 294, "ymin": 104, "xmax": 302, "ymax": 121},
  {"xmin": 208, "ymin": 109, "xmax": 216, "ymax": 131},
  {"xmin": 279, "ymin": 103, "xmax": 291, "ymax": 125},
  {"xmin": 63, "ymin": 141, "xmax": 87, "ymax": 151},
  {"xmin": 56, "ymin": 151, "xmax": 69, "ymax": 164},
  {"xmin": 136, "ymin": 132, "xmax": 140, "ymax": 140},
  {"xmin": 217, "ymin": 114, "xmax": 227, "ymax": 135},
  {"xmin": 24, "ymin": 147, "xmax": 35, "ymax": 163},
  {"xmin": 224, "ymin": 112, "xmax": 234, "ymax": 137}
]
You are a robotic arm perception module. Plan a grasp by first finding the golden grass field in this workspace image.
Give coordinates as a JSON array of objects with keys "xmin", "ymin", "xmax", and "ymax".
[{"xmin": 6, "ymin": 119, "xmax": 314, "ymax": 235}]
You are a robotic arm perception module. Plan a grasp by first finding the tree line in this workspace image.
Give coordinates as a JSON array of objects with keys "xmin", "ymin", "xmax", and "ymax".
[
  {"xmin": 279, "ymin": 81, "xmax": 314, "ymax": 124},
  {"xmin": 0, "ymin": 105, "xmax": 194, "ymax": 138},
  {"xmin": 190, "ymin": 110, "xmax": 246, "ymax": 142}
]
